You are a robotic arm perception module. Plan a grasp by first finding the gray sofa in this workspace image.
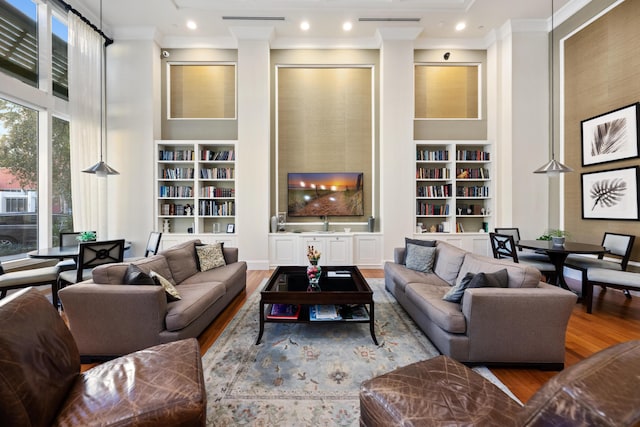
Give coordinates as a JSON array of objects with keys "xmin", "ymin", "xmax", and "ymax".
[
  {"xmin": 59, "ymin": 239, "xmax": 246, "ymax": 359},
  {"xmin": 385, "ymin": 240, "xmax": 577, "ymax": 368}
]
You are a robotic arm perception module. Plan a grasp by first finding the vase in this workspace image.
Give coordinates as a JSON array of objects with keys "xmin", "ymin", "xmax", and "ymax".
[
  {"xmin": 306, "ymin": 262, "xmax": 321, "ymax": 291},
  {"xmin": 551, "ymin": 236, "xmax": 565, "ymax": 246}
]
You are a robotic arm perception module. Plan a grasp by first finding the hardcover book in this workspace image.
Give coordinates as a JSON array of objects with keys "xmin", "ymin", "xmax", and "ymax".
[{"xmin": 267, "ymin": 304, "xmax": 301, "ymax": 320}]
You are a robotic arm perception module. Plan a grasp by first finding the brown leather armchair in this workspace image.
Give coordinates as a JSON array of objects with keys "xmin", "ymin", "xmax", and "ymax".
[
  {"xmin": 0, "ymin": 288, "xmax": 206, "ymax": 426},
  {"xmin": 360, "ymin": 340, "xmax": 640, "ymax": 427}
]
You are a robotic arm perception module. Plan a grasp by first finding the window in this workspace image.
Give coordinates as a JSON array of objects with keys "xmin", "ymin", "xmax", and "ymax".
[
  {"xmin": 51, "ymin": 116, "xmax": 72, "ymax": 246},
  {"xmin": 0, "ymin": 0, "xmax": 38, "ymax": 89},
  {"xmin": 0, "ymin": 98, "xmax": 38, "ymax": 257},
  {"xmin": 52, "ymin": 14, "xmax": 68, "ymax": 99}
]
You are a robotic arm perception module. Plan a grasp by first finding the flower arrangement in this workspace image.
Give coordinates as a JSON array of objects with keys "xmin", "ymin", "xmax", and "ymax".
[
  {"xmin": 76, "ymin": 231, "xmax": 96, "ymax": 242},
  {"xmin": 307, "ymin": 245, "xmax": 321, "ymax": 264}
]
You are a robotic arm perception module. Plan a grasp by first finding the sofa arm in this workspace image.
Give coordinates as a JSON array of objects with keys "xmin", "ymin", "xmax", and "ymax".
[
  {"xmin": 223, "ymin": 247, "xmax": 239, "ymax": 264},
  {"xmin": 393, "ymin": 247, "xmax": 405, "ymax": 264},
  {"xmin": 461, "ymin": 283, "xmax": 577, "ymax": 365},
  {"xmin": 58, "ymin": 283, "xmax": 168, "ymax": 357}
]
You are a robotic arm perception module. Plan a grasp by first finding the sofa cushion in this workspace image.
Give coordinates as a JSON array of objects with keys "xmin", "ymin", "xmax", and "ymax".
[
  {"xmin": 159, "ymin": 240, "xmax": 200, "ymax": 284},
  {"xmin": 433, "ymin": 241, "xmax": 468, "ymax": 285},
  {"xmin": 384, "ymin": 262, "xmax": 451, "ymax": 294},
  {"xmin": 150, "ymin": 271, "xmax": 182, "ymax": 302},
  {"xmin": 468, "ymin": 269, "xmax": 509, "ymax": 289},
  {"xmin": 404, "ymin": 238, "xmax": 436, "ymax": 263},
  {"xmin": 122, "ymin": 264, "xmax": 155, "ymax": 285},
  {"xmin": 405, "ymin": 244, "xmax": 436, "ymax": 273},
  {"xmin": 180, "ymin": 262, "xmax": 247, "ymax": 294},
  {"xmin": 457, "ymin": 253, "xmax": 541, "ymax": 288},
  {"xmin": 405, "ymin": 283, "xmax": 467, "ymax": 334},
  {"xmin": 165, "ymin": 282, "xmax": 226, "ymax": 332},
  {"xmin": 442, "ymin": 272, "xmax": 475, "ymax": 303},
  {"xmin": 92, "ymin": 255, "xmax": 173, "ymax": 285},
  {"xmin": 196, "ymin": 243, "xmax": 226, "ymax": 271}
]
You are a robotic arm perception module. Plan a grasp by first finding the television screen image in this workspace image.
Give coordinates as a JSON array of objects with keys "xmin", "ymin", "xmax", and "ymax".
[{"xmin": 288, "ymin": 172, "xmax": 364, "ymax": 217}]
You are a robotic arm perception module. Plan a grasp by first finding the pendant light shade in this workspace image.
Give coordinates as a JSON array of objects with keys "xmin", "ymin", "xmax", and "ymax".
[
  {"xmin": 534, "ymin": 0, "xmax": 572, "ymax": 176},
  {"xmin": 82, "ymin": 0, "xmax": 118, "ymax": 177}
]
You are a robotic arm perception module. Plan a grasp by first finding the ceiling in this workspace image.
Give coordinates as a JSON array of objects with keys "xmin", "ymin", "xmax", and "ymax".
[{"xmin": 69, "ymin": 0, "xmax": 578, "ymax": 48}]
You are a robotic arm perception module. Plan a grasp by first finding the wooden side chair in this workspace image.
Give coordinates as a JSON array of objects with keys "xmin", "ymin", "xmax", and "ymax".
[
  {"xmin": 56, "ymin": 231, "xmax": 97, "ymax": 272},
  {"xmin": 124, "ymin": 231, "xmax": 162, "ymax": 262},
  {"xmin": 58, "ymin": 239, "xmax": 125, "ymax": 289},
  {"xmin": 489, "ymin": 232, "xmax": 557, "ymax": 283},
  {"xmin": 0, "ymin": 261, "xmax": 61, "ymax": 306}
]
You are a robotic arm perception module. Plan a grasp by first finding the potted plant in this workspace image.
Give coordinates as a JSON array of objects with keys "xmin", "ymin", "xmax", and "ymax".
[
  {"xmin": 538, "ymin": 229, "xmax": 570, "ymax": 246},
  {"xmin": 76, "ymin": 231, "xmax": 96, "ymax": 242}
]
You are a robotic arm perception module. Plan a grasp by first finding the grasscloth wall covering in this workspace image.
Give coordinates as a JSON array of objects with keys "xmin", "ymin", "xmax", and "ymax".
[
  {"xmin": 276, "ymin": 66, "xmax": 373, "ymax": 222},
  {"xmin": 564, "ymin": 0, "xmax": 640, "ymax": 261}
]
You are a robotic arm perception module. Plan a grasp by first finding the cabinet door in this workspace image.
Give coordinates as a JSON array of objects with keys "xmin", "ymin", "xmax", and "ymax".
[
  {"xmin": 325, "ymin": 237, "xmax": 352, "ymax": 265},
  {"xmin": 354, "ymin": 235, "xmax": 382, "ymax": 267},
  {"xmin": 301, "ymin": 236, "xmax": 327, "ymax": 265},
  {"xmin": 269, "ymin": 235, "xmax": 300, "ymax": 266}
]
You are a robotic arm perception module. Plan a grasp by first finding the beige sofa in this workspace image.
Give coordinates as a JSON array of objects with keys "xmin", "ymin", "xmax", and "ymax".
[
  {"xmin": 59, "ymin": 239, "xmax": 246, "ymax": 359},
  {"xmin": 385, "ymin": 240, "xmax": 577, "ymax": 368}
]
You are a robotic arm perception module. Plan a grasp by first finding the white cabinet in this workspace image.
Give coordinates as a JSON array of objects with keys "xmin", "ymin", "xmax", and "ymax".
[
  {"xmin": 269, "ymin": 234, "xmax": 300, "ymax": 266},
  {"xmin": 354, "ymin": 234, "xmax": 383, "ymax": 268},
  {"xmin": 158, "ymin": 233, "xmax": 237, "ymax": 251},
  {"xmin": 268, "ymin": 233, "xmax": 383, "ymax": 267}
]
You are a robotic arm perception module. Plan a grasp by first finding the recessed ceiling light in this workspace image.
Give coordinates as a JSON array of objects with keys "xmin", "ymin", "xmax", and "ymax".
[
  {"xmin": 187, "ymin": 20, "xmax": 197, "ymax": 30},
  {"xmin": 343, "ymin": 21, "xmax": 353, "ymax": 31},
  {"xmin": 300, "ymin": 21, "xmax": 310, "ymax": 31},
  {"xmin": 455, "ymin": 22, "xmax": 466, "ymax": 31}
]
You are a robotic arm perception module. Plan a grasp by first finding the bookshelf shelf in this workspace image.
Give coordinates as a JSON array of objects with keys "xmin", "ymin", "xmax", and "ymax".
[{"xmin": 156, "ymin": 140, "xmax": 237, "ymax": 235}]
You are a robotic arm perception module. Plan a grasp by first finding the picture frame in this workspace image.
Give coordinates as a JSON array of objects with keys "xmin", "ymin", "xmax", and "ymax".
[
  {"xmin": 581, "ymin": 102, "xmax": 640, "ymax": 166},
  {"xmin": 581, "ymin": 166, "xmax": 639, "ymax": 220},
  {"xmin": 226, "ymin": 223, "xmax": 235, "ymax": 233}
]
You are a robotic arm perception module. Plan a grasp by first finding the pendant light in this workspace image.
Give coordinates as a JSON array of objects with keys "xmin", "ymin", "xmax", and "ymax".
[
  {"xmin": 83, "ymin": 0, "xmax": 119, "ymax": 177},
  {"xmin": 534, "ymin": 0, "xmax": 573, "ymax": 176}
]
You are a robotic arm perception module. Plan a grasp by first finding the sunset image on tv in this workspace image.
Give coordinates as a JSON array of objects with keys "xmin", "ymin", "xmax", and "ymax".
[{"xmin": 287, "ymin": 172, "xmax": 364, "ymax": 217}]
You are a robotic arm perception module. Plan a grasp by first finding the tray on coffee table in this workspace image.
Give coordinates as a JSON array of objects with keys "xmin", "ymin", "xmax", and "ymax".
[{"xmin": 256, "ymin": 265, "xmax": 377, "ymax": 345}]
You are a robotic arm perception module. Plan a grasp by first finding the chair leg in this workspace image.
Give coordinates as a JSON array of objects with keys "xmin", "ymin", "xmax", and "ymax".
[
  {"xmin": 586, "ymin": 281, "xmax": 594, "ymax": 314},
  {"xmin": 0, "ymin": 289, "xmax": 6, "ymax": 299},
  {"xmin": 624, "ymin": 289, "xmax": 632, "ymax": 299}
]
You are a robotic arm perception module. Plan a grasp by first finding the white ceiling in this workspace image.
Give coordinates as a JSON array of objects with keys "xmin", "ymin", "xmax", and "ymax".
[{"xmin": 69, "ymin": 0, "xmax": 580, "ymax": 48}]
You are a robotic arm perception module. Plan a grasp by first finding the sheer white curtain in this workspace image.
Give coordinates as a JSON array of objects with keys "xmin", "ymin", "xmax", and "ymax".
[{"xmin": 68, "ymin": 14, "xmax": 104, "ymax": 235}]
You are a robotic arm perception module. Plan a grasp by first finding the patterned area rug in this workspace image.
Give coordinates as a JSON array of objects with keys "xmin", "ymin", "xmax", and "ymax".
[{"xmin": 202, "ymin": 278, "xmax": 515, "ymax": 426}]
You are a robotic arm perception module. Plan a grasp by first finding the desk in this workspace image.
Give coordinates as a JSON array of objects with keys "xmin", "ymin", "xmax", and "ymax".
[{"xmin": 517, "ymin": 240, "xmax": 608, "ymax": 289}]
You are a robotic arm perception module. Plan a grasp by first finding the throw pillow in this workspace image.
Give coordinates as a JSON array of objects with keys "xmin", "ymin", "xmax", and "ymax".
[
  {"xmin": 404, "ymin": 237, "xmax": 436, "ymax": 264},
  {"xmin": 149, "ymin": 270, "xmax": 182, "ymax": 302},
  {"xmin": 122, "ymin": 264, "xmax": 155, "ymax": 285},
  {"xmin": 405, "ymin": 243, "xmax": 436, "ymax": 273},
  {"xmin": 442, "ymin": 272, "xmax": 476, "ymax": 303},
  {"xmin": 196, "ymin": 243, "xmax": 226, "ymax": 272},
  {"xmin": 468, "ymin": 269, "xmax": 509, "ymax": 289}
]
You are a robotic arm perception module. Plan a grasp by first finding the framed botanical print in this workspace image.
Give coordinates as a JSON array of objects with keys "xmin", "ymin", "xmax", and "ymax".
[{"xmin": 581, "ymin": 166, "xmax": 639, "ymax": 220}]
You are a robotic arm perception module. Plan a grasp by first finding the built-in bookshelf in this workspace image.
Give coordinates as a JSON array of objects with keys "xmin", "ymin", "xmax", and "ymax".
[
  {"xmin": 415, "ymin": 141, "xmax": 492, "ymax": 234},
  {"xmin": 156, "ymin": 140, "xmax": 236, "ymax": 235}
]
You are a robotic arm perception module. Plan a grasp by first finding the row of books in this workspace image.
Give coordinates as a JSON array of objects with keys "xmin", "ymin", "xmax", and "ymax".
[
  {"xmin": 456, "ymin": 150, "xmax": 490, "ymax": 161},
  {"xmin": 159, "ymin": 150, "xmax": 195, "ymax": 161},
  {"xmin": 417, "ymin": 184, "xmax": 452, "ymax": 198},
  {"xmin": 266, "ymin": 304, "xmax": 370, "ymax": 321},
  {"xmin": 456, "ymin": 168, "xmax": 489, "ymax": 179},
  {"xmin": 456, "ymin": 185, "xmax": 490, "ymax": 197},
  {"xmin": 416, "ymin": 167, "xmax": 450, "ymax": 179},
  {"xmin": 160, "ymin": 203, "xmax": 193, "ymax": 216},
  {"xmin": 160, "ymin": 167, "xmax": 194, "ymax": 179},
  {"xmin": 200, "ymin": 168, "xmax": 235, "ymax": 179},
  {"xmin": 417, "ymin": 149, "xmax": 449, "ymax": 161},
  {"xmin": 416, "ymin": 202, "xmax": 450, "ymax": 216},
  {"xmin": 199, "ymin": 150, "xmax": 235, "ymax": 161},
  {"xmin": 200, "ymin": 186, "xmax": 235, "ymax": 198},
  {"xmin": 159, "ymin": 185, "xmax": 194, "ymax": 198},
  {"xmin": 198, "ymin": 200, "xmax": 235, "ymax": 216}
]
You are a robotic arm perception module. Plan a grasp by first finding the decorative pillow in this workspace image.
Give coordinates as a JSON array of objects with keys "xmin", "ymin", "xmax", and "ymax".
[
  {"xmin": 196, "ymin": 243, "xmax": 226, "ymax": 272},
  {"xmin": 468, "ymin": 269, "xmax": 509, "ymax": 289},
  {"xmin": 442, "ymin": 272, "xmax": 475, "ymax": 303},
  {"xmin": 149, "ymin": 270, "xmax": 182, "ymax": 302},
  {"xmin": 404, "ymin": 238, "xmax": 436, "ymax": 264},
  {"xmin": 405, "ymin": 243, "xmax": 436, "ymax": 273},
  {"xmin": 122, "ymin": 264, "xmax": 155, "ymax": 285}
]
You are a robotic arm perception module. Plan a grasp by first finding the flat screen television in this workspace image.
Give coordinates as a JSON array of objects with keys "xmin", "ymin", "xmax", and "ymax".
[{"xmin": 287, "ymin": 172, "xmax": 364, "ymax": 217}]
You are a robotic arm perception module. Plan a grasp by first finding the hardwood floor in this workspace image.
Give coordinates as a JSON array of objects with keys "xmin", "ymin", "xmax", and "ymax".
[{"xmin": 198, "ymin": 268, "xmax": 640, "ymax": 404}]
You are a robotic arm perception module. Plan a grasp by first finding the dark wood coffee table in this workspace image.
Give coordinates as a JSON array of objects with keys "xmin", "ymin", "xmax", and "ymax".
[{"xmin": 256, "ymin": 265, "xmax": 377, "ymax": 345}]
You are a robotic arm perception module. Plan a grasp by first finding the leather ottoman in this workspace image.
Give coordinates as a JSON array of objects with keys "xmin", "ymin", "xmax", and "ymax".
[{"xmin": 359, "ymin": 355, "xmax": 522, "ymax": 427}]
